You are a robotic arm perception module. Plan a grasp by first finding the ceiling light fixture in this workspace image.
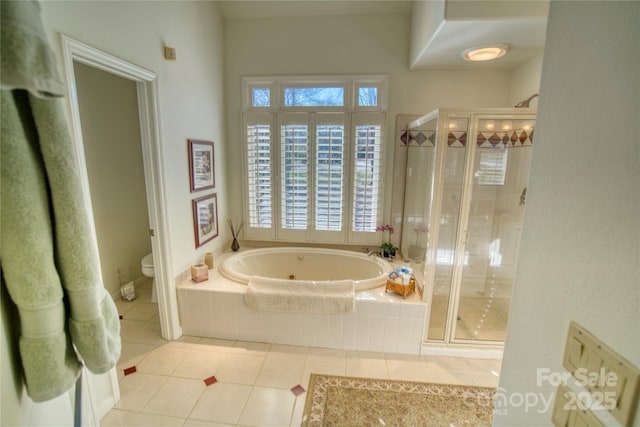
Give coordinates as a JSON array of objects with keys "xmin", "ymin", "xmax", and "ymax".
[{"xmin": 461, "ymin": 44, "xmax": 509, "ymax": 62}]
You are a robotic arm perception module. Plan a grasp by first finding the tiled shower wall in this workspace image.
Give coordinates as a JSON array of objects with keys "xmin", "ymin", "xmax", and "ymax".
[{"xmin": 177, "ymin": 287, "xmax": 427, "ymax": 355}]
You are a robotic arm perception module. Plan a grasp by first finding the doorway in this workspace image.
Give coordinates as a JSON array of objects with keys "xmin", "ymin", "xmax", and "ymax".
[
  {"xmin": 60, "ymin": 35, "xmax": 180, "ymax": 341},
  {"xmin": 73, "ymin": 62, "xmax": 152, "ymax": 300}
]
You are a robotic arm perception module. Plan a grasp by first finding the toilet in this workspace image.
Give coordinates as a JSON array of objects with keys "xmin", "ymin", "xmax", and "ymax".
[{"xmin": 141, "ymin": 253, "xmax": 157, "ymax": 303}]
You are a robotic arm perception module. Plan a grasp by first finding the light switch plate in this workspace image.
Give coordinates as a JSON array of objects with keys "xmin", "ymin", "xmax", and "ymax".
[
  {"xmin": 562, "ymin": 321, "xmax": 640, "ymax": 426},
  {"xmin": 552, "ymin": 384, "xmax": 605, "ymax": 427},
  {"xmin": 164, "ymin": 46, "xmax": 176, "ymax": 61}
]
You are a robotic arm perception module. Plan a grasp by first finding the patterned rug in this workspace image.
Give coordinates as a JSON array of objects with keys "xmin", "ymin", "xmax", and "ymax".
[{"xmin": 301, "ymin": 374, "xmax": 496, "ymax": 427}]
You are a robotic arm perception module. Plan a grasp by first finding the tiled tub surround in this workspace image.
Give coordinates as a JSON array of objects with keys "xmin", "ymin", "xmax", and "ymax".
[{"xmin": 177, "ymin": 251, "xmax": 427, "ymax": 355}]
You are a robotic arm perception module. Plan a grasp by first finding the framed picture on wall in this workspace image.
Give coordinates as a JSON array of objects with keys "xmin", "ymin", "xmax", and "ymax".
[
  {"xmin": 188, "ymin": 139, "xmax": 215, "ymax": 192},
  {"xmin": 192, "ymin": 193, "xmax": 218, "ymax": 248}
]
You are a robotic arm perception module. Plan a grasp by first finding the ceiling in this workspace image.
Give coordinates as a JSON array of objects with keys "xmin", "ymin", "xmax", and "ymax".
[
  {"xmin": 218, "ymin": 0, "xmax": 548, "ymax": 70},
  {"xmin": 218, "ymin": 1, "xmax": 412, "ymax": 20}
]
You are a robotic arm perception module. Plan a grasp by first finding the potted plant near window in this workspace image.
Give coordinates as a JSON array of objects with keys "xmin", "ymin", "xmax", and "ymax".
[{"xmin": 376, "ymin": 224, "xmax": 398, "ymax": 259}]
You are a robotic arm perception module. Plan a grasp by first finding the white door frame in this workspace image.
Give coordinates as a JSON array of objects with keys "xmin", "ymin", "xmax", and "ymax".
[{"xmin": 60, "ymin": 35, "xmax": 181, "ymax": 344}]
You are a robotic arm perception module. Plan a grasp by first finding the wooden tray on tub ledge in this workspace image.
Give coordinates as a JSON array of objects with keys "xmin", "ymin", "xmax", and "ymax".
[{"xmin": 385, "ymin": 277, "xmax": 416, "ymax": 299}]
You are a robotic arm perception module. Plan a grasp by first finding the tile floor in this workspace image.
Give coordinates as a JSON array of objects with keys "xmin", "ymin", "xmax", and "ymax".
[
  {"xmin": 428, "ymin": 295, "xmax": 509, "ymax": 341},
  {"xmin": 103, "ymin": 279, "xmax": 502, "ymax": 427}
]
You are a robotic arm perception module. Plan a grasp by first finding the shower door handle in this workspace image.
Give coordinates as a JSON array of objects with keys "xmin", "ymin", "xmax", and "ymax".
[{"xmin": 462, "ymin": 229, "xmax": 469, "ymax": 245}]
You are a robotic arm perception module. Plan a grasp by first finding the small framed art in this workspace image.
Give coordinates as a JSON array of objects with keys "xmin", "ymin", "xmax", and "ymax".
[
  {"xmin": 192, "ymin": 193, "xmax": 218, "ymax": 248},
  {"xmin": 188, "ymin": 139, "xmax": 215, "ymax": 192}
]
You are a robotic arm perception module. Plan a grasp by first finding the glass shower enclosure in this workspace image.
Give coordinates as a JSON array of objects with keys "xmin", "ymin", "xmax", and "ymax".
[{"xmin": 402, "ymin": 108, "xmax": 536, "ymax": 345}]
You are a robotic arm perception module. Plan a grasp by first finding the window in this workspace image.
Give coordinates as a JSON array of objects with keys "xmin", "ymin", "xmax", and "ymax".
[
  {"xmin": 476, "ymin": 148, "xmax": 508, "ymax": 186},
  {"xmin": 357, "ymin": 86, "xmax": 378, "ymax": 107},
  {"xmin": 252, "ymin": 88, "xmax": 271, "ymax": 107},
  {"xmin": 283, "ymin": 87, "xmax": 344, "ymax": 107},
  {"xmin": 242, "ymin": 76, "xmax": 387, "ymax": 244}
]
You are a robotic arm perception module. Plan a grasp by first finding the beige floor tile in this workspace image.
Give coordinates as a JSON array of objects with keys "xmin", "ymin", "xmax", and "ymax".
[
  {"xmin": 464, "ymin": 357, "xmax": 502, "ymax": 374},
  {"xmin": 142, "ymin": 377, "xmax": 206, "ymax": 418},
  {"xmin": 345, "ymin": 357, "xmax": 388, "ymax": 379},
  {"xmin": 215, "ymin": 353, "xmax": 265, "ymax": 384},
  {"xmin": 166, "ymin": 335, "xmax": 201, "ymax": 350},
  {"xmin": 301, "ymin": 358, "xmax": 346, "ymax": 386},
  {"xmin": 134, "ymin": 412, "xmax": 185, "ymax": 427},
  {"xmin": 345, "ymin": 350, "xmax": 386, "ymax": 360},
  {"xmin": 386, "ymin": 359, "xmax": 438, "ymax": 382},
  {"xmin": 419, "ymin": 369, "xmax": 475, "ymax": 386},
  {"xmin": 197, "ymin": 338, "xmax": 236, "ymax": 352},
  {"xmin": 384, "ymin": 352, "xmax": 423, "ymax": 362},
  {"xmin": 100, "ymin": 408, "xmax": 139, "ymax": 427},
  {"xmin": 306, "ymin": 347, "xmax": 345, "ymax": 361},
  {"xmin": 115, "ymin": 298, "xmax": 142, "ymax": 316},
  {"xmin": 124, "ymin": 302, "xmax": 159, "ymax": 321},
  {"xmin": 115, "ymin": 372, "xmax": 167, "ymax": 411},
  {"xmin": 422, "ymin": 355, "xmax": 472, "ymax": 372},
  {"xmin": 231, "ymin": 340, "xmax": 271, "ymax": 356},
  {"xmin": 269, "ymin": 344, "xmax": 308, "ymax": 356},
  {"xmin": 118, "ymin": 319, "xmax": 148, "ymax": 341},
  {"xmin": 183, "ymin": 420, "xmax": 234, "ymax": 427},
  {"xmin": 102, "ymin": 409, "xmax": 184, "ymax": 427},
  {"xmin": 136, "ymin": 345, "xmax": 192, "ymax": 375},
  {"xmin": 189, "ymin": 382, "xmax": 252, "ymax": 424},
  {"xmin": 256, "ymin": 354, "xmax": 305, "ymax": 388},
  {"xmin": 127, "ymin": 320, "xmax": 166, "ymax": 346},
  {"xmin": 470, "ymin": 372, "xmax": 501, "ymax": 388},
  {"xmin": 172, "ymin": 348, "xmax": 227, "ymax": 379},
  {"xmin": 135, "ymin": 287, "xmax": 153, "ymax": 301},
  {"xmin": 238, "ymin": 386, "xmax": 296, "ymax": 426},
  {"xmin": 117, "ymin": 341, "xmax": 158, "ymax": 370}
]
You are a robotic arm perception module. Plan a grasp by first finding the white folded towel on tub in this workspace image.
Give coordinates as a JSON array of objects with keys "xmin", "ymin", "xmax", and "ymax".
[{"xmin": 244, "ymin": 276, "xmax": 355, "ymax": 313}]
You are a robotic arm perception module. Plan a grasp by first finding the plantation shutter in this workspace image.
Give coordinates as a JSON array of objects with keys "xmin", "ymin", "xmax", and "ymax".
[
  {"xmin": 243, "ymin": 112, "xmax": 275, "ymax": 240},
  {"xmin": 350, "ymin": 112, "xmax": 385, "ymax": 243},
  {"xmin": 278, "ymin": 113, "xmax": 309, "ymax": 240},
  {"xmin": 310, "ymin": 113, "xmax": 348, "ymax": 243}
]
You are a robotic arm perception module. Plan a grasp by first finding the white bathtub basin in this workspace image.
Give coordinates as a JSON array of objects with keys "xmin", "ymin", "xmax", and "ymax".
[{"xmin": 219, "ymin": 247, "xmax": 393, "ymax": 291}]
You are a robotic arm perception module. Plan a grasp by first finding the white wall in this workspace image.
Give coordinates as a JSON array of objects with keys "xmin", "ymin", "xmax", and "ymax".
[
  {"xmin": 74, "ymin": 62, "xmax": 152, "ymax": 297},
  {"xmin": 508, "ymin": 53, "xmax": 543, "ymax": 109},
  {"xmin": 497, "ymin": 1, "xmax": 640, "ymax": 425},
  {"xmin": 223, "ymin": 12, "xmax": 512, "ymax": 232},
  {"xmin": 41, "ymin": 1, "xmax": 227, "ymax": 275},
  {"xmin": 2, "ymin": 2, "xmax": 225, "ymax": 426},
  {"xmin": 409, "ymin": 0, "xmax": 446, "ymax": 67}
]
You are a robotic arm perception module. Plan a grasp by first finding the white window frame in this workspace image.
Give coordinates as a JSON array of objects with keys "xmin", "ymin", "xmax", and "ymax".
[{"xmin": 241, "ymin": 75, "xmax": 388, "ymax": 246}]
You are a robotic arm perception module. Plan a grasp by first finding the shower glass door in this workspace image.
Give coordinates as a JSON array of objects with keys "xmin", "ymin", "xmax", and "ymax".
[
  {"xmin": 400, "ymin": 118, "xmax": 437, "ymax": 265},
  {"xmin": 426, "ymin": 116, "xmax": 468, "ymax": 341},
  {"xmin": 452, "ymin": 117, "xmax": 534, "ymax": 342}
]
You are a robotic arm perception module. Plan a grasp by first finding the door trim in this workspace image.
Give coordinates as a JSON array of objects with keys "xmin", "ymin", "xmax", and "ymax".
[{"xmin": 59, "ymin": 35, "xmax": 181, "ymax": 343}]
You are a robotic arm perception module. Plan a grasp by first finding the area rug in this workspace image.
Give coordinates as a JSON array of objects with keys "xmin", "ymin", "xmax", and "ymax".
[{"xmin": 301, "ymin": 374, "xmax": 495, "ymax": 426}]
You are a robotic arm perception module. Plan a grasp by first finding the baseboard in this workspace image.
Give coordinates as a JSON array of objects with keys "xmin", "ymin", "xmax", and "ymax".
[{"xmin": 421, "ymin": 343, "xmax": 504, "ymax": 360}]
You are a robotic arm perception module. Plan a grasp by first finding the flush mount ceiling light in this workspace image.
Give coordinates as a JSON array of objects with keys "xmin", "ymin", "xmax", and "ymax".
[{"xmin": 462, "ymin": 44, "xmax": 509, "ymax": 62}]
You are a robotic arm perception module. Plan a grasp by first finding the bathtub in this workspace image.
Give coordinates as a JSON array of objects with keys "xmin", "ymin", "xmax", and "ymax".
[
  {"xmin": 177, "ymin": 247, "xmax": 427, "ymax": 354},
  {"xmin": 219, "ymin": 247, "xmax": 392, "ymax": 291}
]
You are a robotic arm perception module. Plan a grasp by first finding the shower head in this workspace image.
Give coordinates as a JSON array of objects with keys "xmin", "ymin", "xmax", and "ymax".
[{"xmin": 514, "ymin": 93, "xmax": 539, "ymax": 108}]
